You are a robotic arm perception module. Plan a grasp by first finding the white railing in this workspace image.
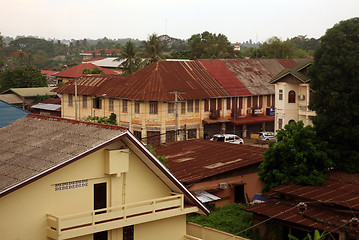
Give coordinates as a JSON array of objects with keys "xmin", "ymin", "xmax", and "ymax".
[{"xmin": 47, "ymin": 193, "xmax": 184, "ymax": 240}]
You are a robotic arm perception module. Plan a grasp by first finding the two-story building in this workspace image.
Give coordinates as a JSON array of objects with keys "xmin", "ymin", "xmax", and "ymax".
[
  {"xmin": 270, "ymin": 59, "xmax": 315, "ymax": 131},
  {"xmin": 0, "ymin": 114, "xmax": 208, "ymax": 240},
  {"xmin": 54, "ymin": 59, "xmax": 308, "ymax": 146}
]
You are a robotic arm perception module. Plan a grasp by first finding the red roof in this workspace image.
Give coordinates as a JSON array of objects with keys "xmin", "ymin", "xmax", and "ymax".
[
  {"xmin": 53, "ymin": 63, "xmax": 119, "ymax": 78},
  {"xmin": 155, "ymin": 139, "xmax": 265, "ymax": 184},
  {"xmin": 41, "ymin": 70, "xmax": 57, "ymax": 78}
]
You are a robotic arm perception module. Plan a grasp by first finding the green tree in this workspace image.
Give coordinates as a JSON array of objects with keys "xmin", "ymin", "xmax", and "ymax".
[
  {"xmin": 309, "ymin": 17, "xmax": 359, "ymax": 172},
  {"xmin": 0, "ymin": 65, "xmax": 47, "ymax": 91},
  {"xmin": 145, "ymin": 144, "xmax": 167, "ymax": 167},
  {"xmin": 143, "ymin": 33, "xmax": 164, "ymax": 64},
  {"xmin": 289, "ymin": 230, "xmax": 326, "ymax": 240},
  {"xmin": 187, "ymin": 204, "xmax": 254, "ymax": 239},
  {"xmin": 118, "ymin": 41, "xmax": 142, "ymax": 76},
  {"xmin": 260, "ymin": 37, "xmax": 308, "ymax": 59},
  {"xmin": 82, "ymin": 66, "xmax": 104, "ymax": 75},
  {"xmin": 188, "ymin": 31, "xmax": 235, "ymax": 59},
  {"xmin": 258, "ymin": 121, "xmax": 333, "ymax": 192}
]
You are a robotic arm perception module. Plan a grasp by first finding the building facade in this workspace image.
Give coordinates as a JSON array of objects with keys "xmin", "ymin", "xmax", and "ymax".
[
  {"xmin": 270, "ymin": 59, "xmax": 315, "ymax": 131},
  {"xmin": 55, "ymin": 59, "xmax": 308, "ymax": 145},
  {"xmin": 0, "ymin": 114, "xmax": 208, "ymax": 240}
]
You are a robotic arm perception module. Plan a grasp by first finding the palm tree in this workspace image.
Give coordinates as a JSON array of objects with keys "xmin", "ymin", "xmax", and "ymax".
[
  {"xmin": 117, "ymin": 41, "xmax": 142, "ymax": 76},
  {"xmin": 143, "ymin": 33, "xmax": 164, "ymax": 65}
]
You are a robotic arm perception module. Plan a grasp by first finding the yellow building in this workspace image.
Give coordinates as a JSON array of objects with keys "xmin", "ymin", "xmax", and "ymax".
[
  {"xmin": 55, "ymin": 60, "xmax": 313, "ymax": 145},
  {"xmin": 270, "ymin": 59, "xmax": 315, "ymax": 131},
  {"xmin": 0, "ymin": 114, "xmax": 208, "ymax": 240}
]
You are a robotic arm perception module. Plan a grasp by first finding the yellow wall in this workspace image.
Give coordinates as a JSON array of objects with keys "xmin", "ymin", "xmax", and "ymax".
[{"xmin": 0, "ymin": 140, "xmax": 188, "ymax": 240}]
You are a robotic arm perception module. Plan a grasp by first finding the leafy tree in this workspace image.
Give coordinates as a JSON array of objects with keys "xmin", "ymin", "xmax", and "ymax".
[
  {"xmin": 187, "ymin": 204, "xmax": 254, "ymax": 239},
  {"xmin": 0, "ymin": 65, "xmax": 47, "ymax": 91},
  {"xmin": 143, "ymin": 33, "xmax": 164, "ymax": 64},
  {"xmin": 86, "ymin": 113, "xmax": 117, "ymax": 125},
  {"xmin": 82, "ymin": 66, "xmax": 104, "ymax": 74},
  {"xmin": 117, "ymin": 41, "xmax": 142, "ymax": 76},
  {"xmin": 309, "ymin": 17, "xmax": 359, "ymax": 172},
  {"xmin": 258, "ymin": 121, "xmax": 333, "ymax": 192},
  {"xmin": 289, "ymin": 230, "xmax": 326, "ymax": 240},
  {"xmin": 188, "ymin": 31, "xmax": 235, "ymax": 59},
  {"xmin": 260, "ymin": 37, "xmax": 308, "ymax": 59},
  {"xmin": 145, "ymin": 144, "xmax": 167, "ymax": 167}
]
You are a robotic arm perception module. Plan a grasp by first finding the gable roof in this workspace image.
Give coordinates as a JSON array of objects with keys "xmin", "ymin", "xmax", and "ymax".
[
  {"xmin": 0, "ymin": 114, "xmax": 209, "ymax": 214},
  {"xmin": 155, "ymin": 139, "xmax": 265, "ymax": 184},
  {"xmin": 270, "ymin": 58, "xmax": 312, "ymax": 84},
  {"xmin": 0, "ymin": 100, "xmax": 28, "ymax": 128},
  {"xmin": 2, "ymin": 87, "xmax": 57, "ymax": 97},
  {"xmin": 53, "ymin": 63, "xmax": 120, "ymax": 78}
]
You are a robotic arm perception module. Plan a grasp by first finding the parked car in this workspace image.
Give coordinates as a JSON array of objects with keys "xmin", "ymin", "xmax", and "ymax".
[
  {"xmin": 256, "ymin": 132, "xmax": 276, "ymax": 143},
  {"xmin": 210, "ymin": 134, "xmax": 244, "ymax": 144}
]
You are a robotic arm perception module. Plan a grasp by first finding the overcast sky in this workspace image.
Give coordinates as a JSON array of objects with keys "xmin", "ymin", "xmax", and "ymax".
[{"xmin": 1, "ymin": 0, "xmax": 358, "ymax": 43}]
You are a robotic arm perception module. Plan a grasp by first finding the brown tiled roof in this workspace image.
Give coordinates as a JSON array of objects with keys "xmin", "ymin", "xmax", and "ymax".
[
  {"xmin": 155, "ymin": 139, "xmax": 265, "ymax": 184},
  {"xmin": 53, "ymin": 63, "xmax": 119, "ymax": 78}
]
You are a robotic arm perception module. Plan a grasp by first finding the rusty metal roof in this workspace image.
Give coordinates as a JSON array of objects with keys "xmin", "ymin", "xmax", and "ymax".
[
  {"xmin": 53, "ymin": 59, "xmax": 309, "ymax": 101},
  {"xmin": 53, "ymin": 63, "xmax": 119, "ymax": 78},
  {"xmin": 155, "ymin": 139, "xmax": 265, "ymax": 184},
  {"xmin": 246, "ymin": 173, "xmax": 359, "ymax": 237}
]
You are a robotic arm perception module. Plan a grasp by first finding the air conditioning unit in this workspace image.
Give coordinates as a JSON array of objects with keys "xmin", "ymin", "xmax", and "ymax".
[
  {"xmin": 298, "ymin": 95, "xmax": 305, "ymax": 100},
  {"xmin": 219, "ymin": 183, "xmax": 228, "ymax": 189}
]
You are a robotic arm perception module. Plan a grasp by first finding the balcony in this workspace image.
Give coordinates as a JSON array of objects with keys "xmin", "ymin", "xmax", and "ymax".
[
  {"xmin": 298, "ymin": 106, "xmax": 316, "ymax": 116},
  {"xmin": 47, "ymin": 193, "xmax": 196, "ymax": 240}
]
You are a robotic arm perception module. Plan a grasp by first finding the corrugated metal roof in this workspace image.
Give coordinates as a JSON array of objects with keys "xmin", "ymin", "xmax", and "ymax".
[
  {"xmin": 92, "ymin": 57, "xmax": 123, "ymax": 68},
  {"xmin": 3, "ymin": 87, "xmax": 57, "ymax": 97},
  {"xmin": 53, "ymin": 63, "xmax": 119, "ymax": 78},
  {"xmin": 31, "ymin": 103, "xmax": 61, "ymax": 111},
  {"xmin": 246, "ymin": 173, "xmax": 359, "ymax": 237},
  {"xmin": 155, "ymin": 139, "xmax": 264, "ymax": 184},
  {"xmin": 0, "ymin": 100, "xmax": 28, "ymax": 128}
]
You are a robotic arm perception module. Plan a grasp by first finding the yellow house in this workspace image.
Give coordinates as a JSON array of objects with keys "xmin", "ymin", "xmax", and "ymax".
[
  {"xmin": 0, "ymin": 113, "xmax": 208, "ymax": 240},
  {"xmin": 54, "ymin": 59, "xmax": 311, "ymax": 145},
  {"xmin": 270, "ymin": 59, "xmax": 315, "ymax": 131}
]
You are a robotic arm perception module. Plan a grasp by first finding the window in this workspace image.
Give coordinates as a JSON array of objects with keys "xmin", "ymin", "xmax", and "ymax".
[
  {"xmin": 226, "ymin": 98, "xmax": 231, "ymax": 110},
  {"xmin": 247, "ymin": 96, "xmax": 252, "ymax": 107},
  {"xmin": 217, "ymin": 98, "xmax": 222, "ymax": 110},
  {"xmin": 166, "ymin": 131, "xmax": 176, "ymax": 143},
  {"xmin": 188, "ymin": 129, "xmax": 197, "ymax": 139},
  {"xmin": 68, "ymin": 94, "xmax": 73, "ymax": 106},
  {"xmin": 122, "ymin": 99, "xmax": 128, "ymax": 112},
  {"xmin": 149, "ymin": 101, "xmax": 158, "ymax": 114},
  {"xmin": 253, "ymin": 96, "xmax": 258, "ymax": 108},
  {"xmin": 288, "ymin": 90, "xmax": 296, "ymax": 103},
  {"xmin": 93, "ymin": 97, "xmax": 102, "ymax": 109},
  {"xmin": 204, "ymin": 99, "xmax": 209, "ymax": 111},
  {"xmin": 278, "ymin": 118, "xmax": 283, "ymax": 129},
  {"xmin": 272, "ymin": 94, "xmax": 275, "ymax": 107},
  {"xmin": 135, "ymin": 101, "xmax": 140, "ymax": 114},
  {"xmin": 109, "ymin": 98, "xmax": 114, "ymax": 111},
  {"xmin": 195, "ymin": 100, "xmax": 200, "ymax": 113},
  {"xmin": 279, "ymin": 89, "xmax": 283, "ymax": 100},
  {"xmin": 266, "ymin": 95, "xmax": 271, "ymax": 107},
  {"xmin": 123, "ymin": 225, "xmax": 134, "ymax": 240},
  {"xmin": 168, "ymin": 102, "xmax": 174, "ymax": 114},
  {"xmin": 83, "ymin": 95, "xmax": 87, "ymax": 108},
  {"xmin": 133, "ymin": 130, "xmax": 141, "ymax": 141},
  {"xmin": 187, "ymin": 100, "xmax": 193, "ymax": 113},
  {"xmin": 259, "ymin": 95, "xmax": 263, "ymax": 108},
  {"xmin": 181, "ymin": 102, "xmax": 186, "ymax": 114}
]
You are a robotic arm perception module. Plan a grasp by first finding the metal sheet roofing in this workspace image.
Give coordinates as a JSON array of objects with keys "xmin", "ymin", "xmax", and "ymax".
[
  {"xmin": 31, "ymin": 103, "xmax": 61, "ymax": 111},
  {"xmin": 246, "ymin": 172, "xmax": 359, "ymax": 237},
  {"xmin": 3, "ymin": 87, "xmax": 57, "ymax": 97},
  {"xmin": 0, "ymin": 100, "xmax": 28, "ymax": 128},
  {"xmin": 53, "ymin": 63, "xmax": 119, "ymax": 78},
  {"xmin": 155, "ymin": 139, "xmax": 265, "ymax": 184}
]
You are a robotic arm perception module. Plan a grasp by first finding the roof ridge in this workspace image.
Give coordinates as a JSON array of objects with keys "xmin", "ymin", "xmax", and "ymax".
[{"xmin": 26, "ymin": 113, "xmax": 127, "ymax": 131}]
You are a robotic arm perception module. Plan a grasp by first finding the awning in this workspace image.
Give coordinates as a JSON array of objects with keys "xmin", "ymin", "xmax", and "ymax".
[
  {"xmin": 231, "ymin": 115, "xmax": 274, "ymax": 125},
  {"xmin": 193, "ymin": 190, "xmax": 221, "ymax": 203}
]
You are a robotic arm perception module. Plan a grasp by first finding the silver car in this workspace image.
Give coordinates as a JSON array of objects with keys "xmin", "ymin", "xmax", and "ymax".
[{"xmin": 256, "ymin": 132, "xmax": 276, "ymax": 143}]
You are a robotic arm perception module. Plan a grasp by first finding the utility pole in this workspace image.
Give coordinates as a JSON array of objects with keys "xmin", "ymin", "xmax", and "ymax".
[
  {"xmin": 75, "ymin": 78, "xmax": 78, "ymax": 120},
  {"xmin": 170, "ymin": 91, "xmax": 185, "ymax": 141}
]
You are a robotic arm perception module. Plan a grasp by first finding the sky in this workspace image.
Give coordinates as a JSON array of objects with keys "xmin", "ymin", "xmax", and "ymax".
[{"xmin": 0, "ymin": 0, "xmax": 358, "ymax": 43}]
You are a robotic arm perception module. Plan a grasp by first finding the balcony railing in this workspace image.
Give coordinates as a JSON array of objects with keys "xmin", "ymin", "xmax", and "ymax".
[{"xmin": 47, "ymin": 193, "xmax": 187, "ymax": 240}]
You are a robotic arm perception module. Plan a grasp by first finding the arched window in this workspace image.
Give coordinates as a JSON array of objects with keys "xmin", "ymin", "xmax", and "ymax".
[
  {"xmin": 288, "ymin": 119, "xmax": 296, "ymax": 125},
  {"xmin": 288, "ymin": 90, "xmax": 296, "ymax": 103}
]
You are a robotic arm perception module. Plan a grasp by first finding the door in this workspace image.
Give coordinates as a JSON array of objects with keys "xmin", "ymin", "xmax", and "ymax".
[{"xmin": 94, "ymin": 183, "xmax": 107, "ymax": 240}]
